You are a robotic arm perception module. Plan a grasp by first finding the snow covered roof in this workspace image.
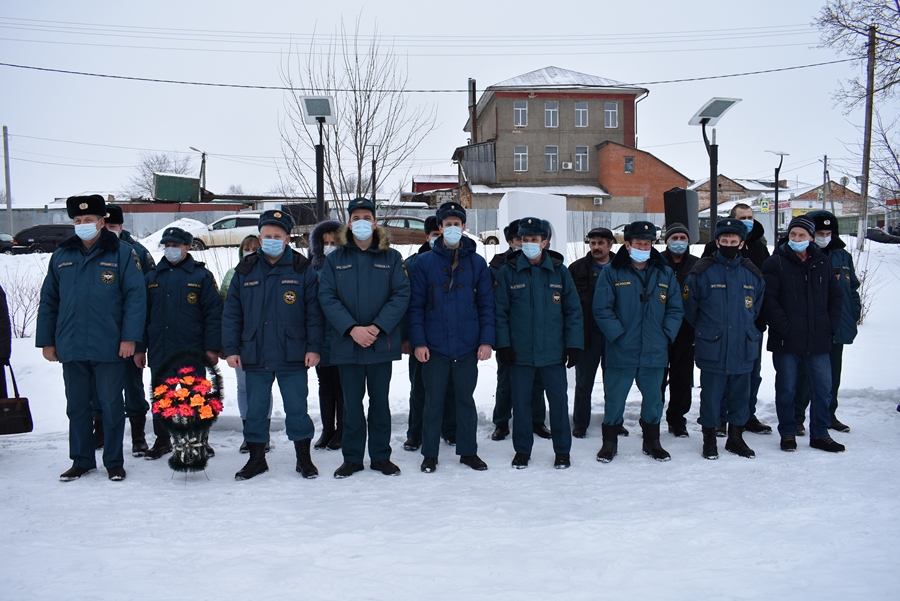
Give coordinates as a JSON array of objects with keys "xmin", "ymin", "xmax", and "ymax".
[
  {"xmin": 413, "ymin": 175, "xmax": 458, "ymax": 184},
  {"xmin": 470, "ymin": 184, "xmax": 610, "ymax": 197}
]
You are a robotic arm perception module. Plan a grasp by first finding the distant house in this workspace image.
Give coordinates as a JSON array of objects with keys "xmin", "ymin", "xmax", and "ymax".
[
  {"xmin": 453, "ymin": 66, "xmax": 649, "ymax": 211},
  {"xmin": 688, "ymin": 175, "xmax": 789, "ymax": 211}
]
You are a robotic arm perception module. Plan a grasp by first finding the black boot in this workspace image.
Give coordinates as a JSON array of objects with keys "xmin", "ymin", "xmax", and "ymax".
[
  {"xmin": 93, "ymin": 419, "xmax": 104, "ymax": 450},
  {"xmin": 743, "ymin": 415, "xmax": 773, "ymax": 435},
  {"xmin": 294, "ymin": 439, "xmax": 319, "ymax": 478},
  {"xmin": 491, "ymin": 421, "xmax": 510, "ymax": 441},
  {"xmin": 314, "ymin": 393, "xmax": 336, "ymax": 450},
  {"xmin": 725, "ymin": 424, "xmax": 755, "ymax": 458},
  {"xmin": 640, "ymin": 420, "xmax": 671, "ymax": 462},
  {"xmin": 327, "ymin": 398, "xmax": 344, "ymax": 450},
  {"xmin": 129, "ymin": 415, "xmax": 149, "ymax": 457},
  {"xmin": 201, "ymin": 429, "xmax": 215, "ymax": 458},
  {"xmin": 239, "ymin": 419, "xmax": 249, "ymax": 453},
  {"xmin": 235, "ymin": 442, "xmax": 268, "ymax": 480},
  {"xmin": 596, "ymin": 423, "xmax": 619, "ymax": 463},
  {"xmin": 265, "ymin": 420, "xmax": 271, "ymax": 453},
  {"xmin": 701, "ymin": 427, "xmax": 719, "ymax": 460},
  {"xmin": 144, "ymin": 419, "xmax": 172, "ymax": 460}
]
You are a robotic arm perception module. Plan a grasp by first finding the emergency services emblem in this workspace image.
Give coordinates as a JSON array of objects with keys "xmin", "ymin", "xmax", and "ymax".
[
  {"xmin": 283, "ymin": 290, "xmax": 297, "ymax": 304},
  {"xmin": 552, "ymin": 291, "xmax": 562, "ymax": 305},
  {"xmin": 845, "ymin": 273, "xmax": 851, "ymax": 283},
  {"xmin": 187, "ymin": 292, "xmax": 198, "ymax": 304},
  {"xmin": 682, "ymin": 284, "xmax": 689, "ymax": 300},
  {"xmin": 134, "ymin": 252, "xmax": 142, "ymax": 271},
  {"xmin": 79, "ymin": 202, "xmax": 88, "ymax": 210},
  {"xmin": 658, "ymin": 290, "xmax": 667, "ymax": 304},
  {"xmin": 100, "ymin": 270, "xmax": 115, "ymax": 284},
  {"xmin": 745, "ymin": 296, "xmax": 753, "ymax": 309},
  {"xmin": 274, "ymin": 211, "xmax": 282, "ymax": 218}
]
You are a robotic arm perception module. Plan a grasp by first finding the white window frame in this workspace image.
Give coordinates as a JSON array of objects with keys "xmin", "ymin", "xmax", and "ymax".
[
  {"xmin": 575, "ymin": 101, "xmax": 588, "ymax": 128},
  {"xmin": 545, "ymin": 101, "xmax": 559, "ymax": 128},
  {"xmin": 514, "ymin": 145, "xmax": 528, "ymax": 172},
  {"xmin": 545, "ymin": 146, "xmax": 558, "ymax": 172},
  {"xmin": 624, "ymin": 156, "xmax": 635, "ymax": 174},
  {"xmin": 514, "ymin": 100, "xmax": 527, "ymax": 127},
  {"xmin": 575, "ymin": 146, "xmax": 589, "ymax": 172},
  {"xmin": 605, "ymin": 101, "xmax": 618, "ymax": 129}
]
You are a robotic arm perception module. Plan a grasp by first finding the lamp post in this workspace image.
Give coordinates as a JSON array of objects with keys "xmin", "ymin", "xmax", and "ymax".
[
  {"xmin": 299, "ymin": 96, "xmax": 336, "ymax": 222},
  {"xmin": 689, "ymin": 98, "xmax": 741, "ymax": 242},
  {"xmin": 766, "ymin": 150, "xmax": 789, "ymax": 238},
  {"xmin": 189, "ymin": 146, "xmax": 207, "ymax": 191}
]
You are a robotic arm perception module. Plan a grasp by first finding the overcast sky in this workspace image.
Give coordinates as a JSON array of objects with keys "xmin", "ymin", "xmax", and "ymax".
[{"xmin": 0, "ymin": 0, "xmax": 891, "ymax": 209}]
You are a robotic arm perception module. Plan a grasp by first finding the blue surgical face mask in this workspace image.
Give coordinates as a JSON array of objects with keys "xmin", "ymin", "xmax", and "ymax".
[
  {"xmin": 667, "ymin": 240, "xmax": 688, "ymax": 255},
  {"xmin": 442, "ymin": 225, "xmax": 462, "ymax": 246},
  {"xmin": 741, "ymin": 220, "xmax": 754, "ymax": 234},
  {"xmin": 261, "ymin": 238, "xmax": 286, "ymax": 257},
  {"xmin": 815, "ymin": 235, "xmax": 832, "ymax": 248},
  {"xmin": 788, "ymin": 239, "xmax": 810, "ymax": 252},
  {"xmin": 428, "ymin": 236, "xmax": 437, "ymax": 247},
  {"xmin": 75, "ymin": 222, "xmax": 99, "ymax": 241},
  {"xmin": 323, "ymin": 245, "xmax": 337, "ymax": 256},
  {"xmin": 629, "ymin": 247, "xmax": 651, "ymax": 263},
  {"xmin": 351, "ymin": 220, "xmax": 373, "ymax": 241},
  {"xmin": 521, "ymin": 242, "xmax": 542, "ymax": 259},
  {"xmin": 163, "ymin": 247, "xmax": 184, "ymax": 264}
]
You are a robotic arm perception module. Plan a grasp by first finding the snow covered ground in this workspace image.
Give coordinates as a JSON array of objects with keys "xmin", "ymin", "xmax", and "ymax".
[{"xmin": 1, "ymin": 237, "xmax": 899, "ymax": 600}]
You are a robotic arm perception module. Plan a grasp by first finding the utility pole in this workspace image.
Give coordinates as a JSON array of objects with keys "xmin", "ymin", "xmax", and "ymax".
[
  {"xmin": 857, "ymin": 24, "xmax": 876, "ymax": 251},
  {"xmin": 2, "ymin": 125, "xmax": 12, "ymax": 235},
  {"xmin": 822, "ymin": 155, "xmax": 828, "ymax": 210},
  {"xmin": 468, "ymin": 78, "xmax": 478, "ymax": 145}
]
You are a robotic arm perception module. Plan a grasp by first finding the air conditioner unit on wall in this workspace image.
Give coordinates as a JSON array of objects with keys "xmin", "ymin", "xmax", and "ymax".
[
  {"xmin": 593, "ymin": 197, "xmax": 603, "ymax": 206},
  {"xmin": 561, "ymin": 162, "xmax": 573, "ymax": 170}
]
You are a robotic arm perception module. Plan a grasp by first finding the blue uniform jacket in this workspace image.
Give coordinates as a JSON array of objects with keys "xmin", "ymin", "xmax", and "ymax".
[
  {"xmin": 121, "ymin": 230, "xmax": 155, "ymax": 272},
  {"xmin": 36, "ymin": 228, "xmax": 147, "ymax": 363},
  {"xmin": 762, "ymin": 241, "xmax": 842, "ymax": 355},
  {"xmin": 683, "ymin": 252, "xmax": 765, "ymax": 374},
  {"xmin": 142, "ymin": 254, "xmax": 222, "ymax": 368},
  {"xmin": 494, "ymin": 249, "xmax": 583, "ymax": 367},
  {"xmin": 222, "ymin": 249, "xmax": 324, "ymax": 372},
  {"xmin": 592, "ymin": 248, "xmax": 684, "ymax": 369},
  {"xmin": 318, "ymin": 227, "xmax": 410, "ymax": 365},
  {"xmin": 823, "ymin": 242, "xmax": 861, "ymax": 345},
  {"xmin": 408, "ymin": 236, "xmax": 494, "ymax": 359}
]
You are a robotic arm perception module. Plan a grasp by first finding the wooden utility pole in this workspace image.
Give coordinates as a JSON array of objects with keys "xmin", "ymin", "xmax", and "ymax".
[
  {"xmin": 822, "ymin": 155, "xmax": 828, "ymax": 210},
  {"xmin": 857, "ymin": 24, "xmax": 876, "ymax": 251},
  {"xmin": 2, "ymin": 125, "xmax": 12, "ymax": 235}
]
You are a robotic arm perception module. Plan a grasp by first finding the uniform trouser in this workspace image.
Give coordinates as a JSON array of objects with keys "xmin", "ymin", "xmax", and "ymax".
[
  {"xmin": 236, "ymin": 365, "xmax": 273, "ymax": 420},
  {"xmin": 339, "ymin": 363, "xmax": 393, "ymax": 464},
  {"xmin": 244, "ymin": 369, "xmax": 314, "ymax": 443},
  {"xmin": 407, "ymin": 355, "xmax": 457, "ymax": 440},
  {"xmin": 421, "ymin": 352, "xmax": 478, "ymax": 458},
  {"xmin": 772, "ymin": 352, "xmax": 832, "ymax": 440},
  {"xmin": 698, "ymin": 371, "xmax": 750, "ymax": 429},
  {"xmin": 91, "ymin": 358, "xmax": 148, "ymax": 419},
  {"xmin": 63, "ymin": 360, "xmax": 126, "ymax": 469},
  {"xmin": 316, "ymin": 365, "xmax": 344, "ymax": 431},
  {"xmin": 719, "ymin": 336, "xmax": 764, "ymax": 421},
  {"xmin": 510, "ymin": 364, "xmax": 571, "ymax": 455},
  {"xmin": 793, "ymin": 344, "xmax": 843, "ymax": 424},
  {"xmin": 662, "ymin": 322, "xmax": 695, "ymax": 428},
  {"xmin": 573, "ymin": 335, "xmax": 605, "ymax": 430},
  {"xmin": 602, "ymin": 367, "xmax": 665, "ymax": 426},
  {"xmin": 493, "ymin": 363, "xmax": 546, "ymax": 425}
]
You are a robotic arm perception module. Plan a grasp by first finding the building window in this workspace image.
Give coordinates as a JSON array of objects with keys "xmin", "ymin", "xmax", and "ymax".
[
  {"xmin": 514, "ymin": 100, "xmax": 527, "ymax": 127},
  {"xmin": 575, "ymin": 101, "xmax": 588, "ymax": 127},
  {"xmin": 514, "ymin": 145, "xmax": 528, "ymax": 172},
  {"xmin": 545, "ymin": 101, "xmax": 558, "ymax": 128},
  {"xmin": 575, "ymin": 146, "xmax": 588, "ymax": 172},
  {"xmin": 545, "ymin": 146, "xmax": 558, "ymax": 172},
  {"xmin": 605, "ymin": 101, "xmax": 618, "ymax": 129},
  {"xmin": 731, "ymin": 194, "xmax": 740, "ymax": 202},
  {"xmin": 624, "ymin": 156, "xmax": 634, "ymax": 174}
]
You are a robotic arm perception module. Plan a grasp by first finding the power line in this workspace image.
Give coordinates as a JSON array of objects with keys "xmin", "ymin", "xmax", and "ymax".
[{"xmin": 0, "ymin": 59, "xmax": 855, "ymax": 92}]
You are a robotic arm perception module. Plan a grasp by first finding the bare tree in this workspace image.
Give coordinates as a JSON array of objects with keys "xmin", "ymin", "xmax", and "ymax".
[
  {"xmin": 121, "ymin": 151, "xmax": 194, "ymax": 200},
  {"xmin": 815, "ymin": 1, "xmax": 900, "ymax": 110},
  {"xmin": 0, "ymin": 266, "xmax": 42, "ymax": 338},
  {"xmin": 278, "ymin": 16, "xmax": 437, "ymax": 219},
  {"xmin": 224, "ymin": 184, "xmax": 246, "ymax": 195}
]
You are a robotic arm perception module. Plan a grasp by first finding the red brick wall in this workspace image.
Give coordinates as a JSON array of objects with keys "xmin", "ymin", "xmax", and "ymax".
[{"xmin": 597, "ymin": 144, "xmax": 690, "ymax": 212}]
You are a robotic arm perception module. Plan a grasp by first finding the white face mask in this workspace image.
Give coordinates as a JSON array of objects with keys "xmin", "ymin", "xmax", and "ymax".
[
  {"xmin": 815, "ymin": 234, "xmax": 832, "ymax": 248},
  {"xmin": 323, "ymin": 245, "xmax": 337, "ymax": 256}
]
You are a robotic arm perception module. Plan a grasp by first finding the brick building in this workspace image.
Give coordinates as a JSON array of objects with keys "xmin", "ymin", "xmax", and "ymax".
[{"xmin": 596, "ymin": 141, "xmax": 691, "ymax": 213}]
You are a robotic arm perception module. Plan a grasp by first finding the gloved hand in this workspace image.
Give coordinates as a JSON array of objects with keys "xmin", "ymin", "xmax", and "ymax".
[
  {"xmin": 497, "ymin": 347, "xmax": 515, "ymax": 366},
  {"xmin": 564, "ymin": 348, "xmax": 581, "ymax": 369}
]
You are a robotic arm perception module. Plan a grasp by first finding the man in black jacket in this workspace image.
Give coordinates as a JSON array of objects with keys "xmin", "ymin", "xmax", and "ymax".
[
  {"xmin": 762, "ymin": 216, "xmax": 845, "ymax": 453},
  {"xmin": 702, "ymin": 203, "xmax": 772, "ymax": 435},
  {"xmin": 659, "ymin": 223, "xmax": 698, "ymax": 438}
]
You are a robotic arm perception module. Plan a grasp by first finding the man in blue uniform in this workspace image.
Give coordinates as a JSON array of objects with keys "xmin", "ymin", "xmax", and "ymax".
[
  {"xmin": 318, "ymin": 197, "xmax": 410, "ymax": 478},
  {"xmin": 408, "ymin": 202, "xmax": 494, "ymax": 473},
  {"xmin": 494, "ymin": 217, "xmax": 583, "ymax": 469},
  {"xmin": 91, "ymin": 203, "xmax": 156, "ymax": 456},
  {"xmin": 137, "ymin": 227, "xmax": 222, "ymax": 461},
  {"xmin": 223, "ymin": 210, "xmax": 325, "ymax": 480},
  {"xmin": 683, "ymin": 218, "xmax": 764, "ymax": 460},
  {"xmin": 593, "ymin": 221, "xmax": 683, "ymax": 463},
  {"xmin": 36, "ymin": 195, "xmax": 146, "ymax": 482}
]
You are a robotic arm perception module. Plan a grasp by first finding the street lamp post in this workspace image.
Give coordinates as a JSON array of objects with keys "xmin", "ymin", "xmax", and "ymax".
[
  {"xmin": 189, "ymin": 146, "xmax": 207, "ymax": 191},
  {"xmin": 689, "ymin": 98, "xmax": 741, "ymax": 243},
  {"xmin": 299, "ymin": 96, "xmax": 336, "ymax": 223},
  {"xmin": 766, "ymin": 150, "xmax": 789, "ymax": 238}
]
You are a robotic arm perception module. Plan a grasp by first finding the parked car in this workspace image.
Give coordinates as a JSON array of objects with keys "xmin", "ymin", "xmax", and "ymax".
[
  {"xmin": 190, "ymin": 213, "xmax": 261, "ymax": 250},
  {"xmin": 377, "ymin": 216, "xmax": 427, "ymax": 245},
  {"xmin": 866, "ymin": 227, "xmax": 900, "ymax": 244},
  {"xmin": 480, "ymin": 229, "xmax": 502, "ymax": 245},
  {"xmin": 12, "ymin": 224, "xmax": 75, "ymax": 254},
  {"xmin": 0, "ymin": 233, "xmax": 13, "ymax": 254}
]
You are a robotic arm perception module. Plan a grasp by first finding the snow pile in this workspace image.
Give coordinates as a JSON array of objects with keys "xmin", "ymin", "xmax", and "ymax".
[{"xmin": 140, "ymin": 218, "xmax": 208, "ymax": 248}]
